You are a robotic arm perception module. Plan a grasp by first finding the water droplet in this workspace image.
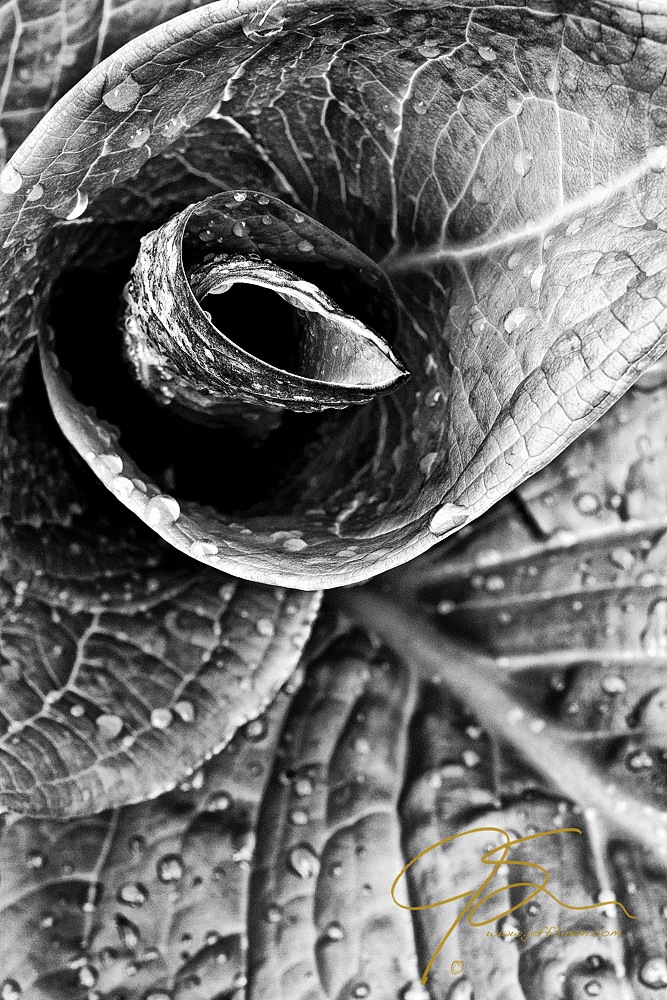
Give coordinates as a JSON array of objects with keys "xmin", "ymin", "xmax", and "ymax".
[
  {"xmin": 244, "ymin": 717, "xmax": 267, "ymax": 741},
  {"xmin": 111, "ymin": 476, "xmax": 134, "ymax": 500},
  {"xmin": 294, "ymin": 776, "xmax": 313, "ymax": 797},
  {"xmin": 96, "ymin": 713, "xmax": 123, "ymax": 740},
  {"xmin": 145, "ymin": 494, "xmax": 180, "ymax": 527},
  {"xmin": 287, "ymin": 804, "xmax": 310, "ymax": 827},
  {"xmin": 478, "ymin": 45, "xmax": 496, "ymax": 62},
  {"xmin": 513, "ymin": 149, "xmax": 534, "ymax": 177},
  {"xmin": 77, "ymin": 965, "xmax": 98, "ymax": 989},
  {"xmin": 117, "ymin": 882, "xmax": 148, "ymax": 907},
  {"xmin": 160, "ymin": 114, "xmax": 186, "ymax": 138},
  {"xmin": 600, "ymin": 674, "xmax": 626, "ymax": 695},
  {"xmin": 156, "ymin": 853, "xmax": 184, "ymax": 883},
  {"xmin": 507, "ymin": 95, "xmax": 523, "ymax": 115},
  {"xmin": 0, "ymin": 163, "xmax": 22, "ymax": 195},
  {"xmin": 288, "ymin": 844, "xmax": 320, "ymax": 878},
  {"xmin": 497, "ymin": 915, "xmax": 521, "ymax": 939},
  {"xmin": 115, "ymin": 913, "xmax": 140, "ymax": 948},
  {"xmin": 626, "ymin": 749, "xmax": 653, "ymax": 771},
  {"xmin": 102, "ymin": 74, "xmax": 141, "ymax": 112},
  {"xmin": 256, "ymin": 618, "xmax": 275, "ymax": 637},
  {"xmin": 127, "ymin": 126, "xmax": 150, "ymax": 149},
  {"xmin": 352, "ymin": 985, "xmax": 371, "ymax": 999},
  {"xmin": 283, "ymin": 537, "xmax": 307, "ymax": 552},
  {"xmin": 297, "ymin": 239, "xmax": 314, "ymax": 252},
  {"xmin": 265, "ymin": 902, "xmax": 283, "ymax": 923},
  {"xmin": 232, "ymin": 221, "xmax": 249, "ymax": 237},
  {"xmin": 26, "ymin": 183, "xmax": 43, "ymax": 202},
  {"xmin": 293, "ymin": 212, "xmax": 304, "ymax": 223},
  {"xmin": 531, "ymin": 264, "xmax": 546, "ymax": 291},
  {"xmin": 174, "ymin": 700, "xmax": 195, "ymax": 723},
  {"xmin": 429, "ymin": 503, "xmax": 468, "ymax": 536},
  {"xmin": 575, "ymin": 492, "xmax": 601, "ymax": 515},
  {"xmin": 150, "ymin": 707, "xmax": 173, "ymax": 729},
  {"xmin": 503, "ymin": 306, "xmax": 531, "ymax": 333},
  {"xmin": 639, "ymin": 956, "xmax": 667, "ymax": 989},
  {"xmin": 207, "ymin": 791, "xmax": 233, "ymax": 811},
  {"xmin": 437, "ymin": 599, "xmax": 456, "ymax": 614},
  {"xmin": 92, "ymin": 453, "xmax": 123, "ymax": 477},
  {"xmin": 583, "ymin": 983, "xmax": 601, "ymax": 998}
]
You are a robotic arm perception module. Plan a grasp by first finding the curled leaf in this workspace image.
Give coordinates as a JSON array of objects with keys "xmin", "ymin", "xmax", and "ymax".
[
  {"xmin": 124, "ymin": 190, "xmax": 408, "ymax": 424},
  {"xmin": 1, "ymin": 3, "xmax": 667, "ymax": 589}
]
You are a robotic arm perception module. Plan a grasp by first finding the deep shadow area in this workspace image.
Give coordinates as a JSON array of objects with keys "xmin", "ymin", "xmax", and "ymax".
[
  {"xmin": 48, "ymin": 261, "xmax": 326, "ymax": 514},
  {"xmin": 201, "ymin": 281, "xmax": 301, "ymax": 372}
]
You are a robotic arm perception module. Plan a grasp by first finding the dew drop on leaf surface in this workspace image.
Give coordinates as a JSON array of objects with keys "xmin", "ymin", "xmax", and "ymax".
[
  {"xmin": 288, "ymin": 844, "xmax": 320, "ymax": 878},
  {"xmin": 116, "ymin": 882, "xmax": 148, "ymax": 907},
  {"xmin": 145, "ymin": 495, "xmax": 180, "ymax": 527},
  {"xmin": 102, "ymin": 74, "xmax": 141, "ymax": 112},
  {"xmin": 156, "ymin": 853, "xmax": 184, "ymax": 883}
]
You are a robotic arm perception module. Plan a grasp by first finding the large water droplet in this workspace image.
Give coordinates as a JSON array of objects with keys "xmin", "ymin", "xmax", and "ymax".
[
  {"xmin": 102, "ymin": 74, "xmax": 141, "ymax": 112},
  {"xmin": 146, "ymin": 494, "xmax": 180, "ymax": 527},
  {"xmin": 77, "ymin": 964, "xmax": 98, "ymax": 988},
  {"xmin": 600, "ymin": 674, "xmax": 626, "ymax": 695},
  {"xmin": 150, "ymin": 707, "xmax": 173, "ymax": 729},
  {"xmin": 96, "ymin": 713, "xmax": 123, "ymax": 740},
  {"xmin": 478, "ymin": 45, "xmax": 496, "ymax": 62},
  {"xmin": 244, "ymin": 717, "xmax": 267, "ymax": 741},
  {"xmin": 128, "ymin": 126, "xmax": 150, "ymax": 148},
  {"xmin": 283, "ymin": 537, "xmax": 307, "ymax": 552},
  {"xmin": 324, "ymin": 921, "xmax": 344, "ymax": 941},
  {"xmin": 575, "ymin": 492, "xmax": 601, "ymax": 516},
  {"xmin": 639, "ymin": 956, "xmax": 667, "ymax": 989},
  {"xmin": 297, "ymin": 239, "xmax": 314, "ymax": 252},
  {"xmin": 288, "ymin": 843, "xmax": 320, "ymax": 879},
  {"xmin": 174, "ymin": 700, "xmax": 195, "ymax": 723},
  {"xmin": 117, "ymin": 882, "xmax": 148, "ymax": 907},
  {"xmin": 232, "ymin": 221, "xmax": 249, "ymax": 237},
  {"xmin": 207, "ymin": 790, "xmax": 233, "ymax": 812},
  {"xmin": 156, "ymin": 853, "xmax": 184, "ymax": 883},
  {"xmin": 0, "ymin": 163, "xmax": 22, "ymax": 194},
  {"xmin": 189, "ymin": 538, "xmax": 218, "ymax": 559},
  {"xmin": 503, "ymin": 306, "xmax": 531, "ymax": 333}
]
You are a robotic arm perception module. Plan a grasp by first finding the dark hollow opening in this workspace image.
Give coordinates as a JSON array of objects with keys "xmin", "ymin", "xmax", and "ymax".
[{"xmin": 200, "ymin": 282, "xmax": 301, "ymax": 372}]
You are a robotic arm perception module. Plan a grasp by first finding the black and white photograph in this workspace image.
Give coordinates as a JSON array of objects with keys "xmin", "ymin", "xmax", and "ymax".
[{"xmin": 1, "ymin": 1, "xmax": 667, "ymax": 997}]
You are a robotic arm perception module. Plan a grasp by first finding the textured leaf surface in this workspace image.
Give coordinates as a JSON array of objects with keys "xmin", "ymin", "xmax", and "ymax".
[
  {"xmin": 0, "ymin": 681, "xmax": 293, "ymax": 998},
  {"xmin": 2, "ymin": 2, "xmax": 667, "ymax": 588},
  {"xmin": 0, "ymin": 388, "xmax": 320, "ymax": 816}
]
